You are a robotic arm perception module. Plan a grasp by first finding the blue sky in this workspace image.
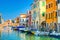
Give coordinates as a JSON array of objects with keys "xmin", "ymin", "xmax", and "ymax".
[{"xmin": 0, "ymin": 0, "xmax": 33, "ymax": 21}]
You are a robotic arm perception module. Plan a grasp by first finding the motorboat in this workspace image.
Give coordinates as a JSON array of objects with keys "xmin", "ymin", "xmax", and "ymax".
[
  {"xmin": 34, "ymin": 31, "xmax": 49, "ymax": 36},
  {"xmin": 49, "ymin": 31, "xmax": 60, "ymax": 38},
  {"xmin": 12, "ymin": 25, "xmax": 25, "ymax": 31}
]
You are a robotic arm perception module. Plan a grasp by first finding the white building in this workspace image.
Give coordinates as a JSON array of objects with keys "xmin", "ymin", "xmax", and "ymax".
[
  {"xmin": 57, "ymin": 0, "xmax": 60, "ymax": 32},
  {"xmin": 31, "ymin": 0, "xmax": 46, "ymax": 30},
  {"xmin": 20, "ymin": 14, "xmax": 27, "ymax": 27}
]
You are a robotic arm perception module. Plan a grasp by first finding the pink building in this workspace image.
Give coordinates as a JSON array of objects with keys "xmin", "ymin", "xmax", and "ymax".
[{"xmin": 27, "ymin": 11, "xmax": 32, "ymax": 27}]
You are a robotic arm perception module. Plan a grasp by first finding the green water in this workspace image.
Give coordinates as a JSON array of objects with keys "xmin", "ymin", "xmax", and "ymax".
[{"xmin": 0, "ymin": 30, "xmax": 60, "ymax": 40}]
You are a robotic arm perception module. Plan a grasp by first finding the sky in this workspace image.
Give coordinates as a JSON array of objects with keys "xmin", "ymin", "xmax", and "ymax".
[{"xmin": 0, "ymin": 0, "xmax": 33, "ymax": 21}]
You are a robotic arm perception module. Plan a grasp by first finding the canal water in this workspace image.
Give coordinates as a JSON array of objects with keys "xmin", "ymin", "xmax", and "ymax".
[{"xmin": 0, "ymin": 29, "xmax": 60, "ymax": 40}]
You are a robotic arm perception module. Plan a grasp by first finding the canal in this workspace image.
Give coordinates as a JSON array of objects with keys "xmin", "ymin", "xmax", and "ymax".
[{"xmin": 0, "ymin": 29, "xmax": 60, "ymax": 40}]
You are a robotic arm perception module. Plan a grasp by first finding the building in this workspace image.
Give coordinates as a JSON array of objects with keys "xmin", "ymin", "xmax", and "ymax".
[
  {"xmin": 31, "ymin": 0, "xmax": 46, "ymax": 30},
  {"xmin": 0, "ymin": 14, "xmax": 2, "ymax": 24},
  {"xmin": 57, "ymin": 0, "xmax": 60, "ymax": 32},
  {"xmin": 20, "ymin": 14, "xmax": 27, "ymax": 27},
  {"xmin": 0, "ymin": 14, "xmax": 4, "ymax": 25},
  {"xmin": 1, "ymin": 18, "xmax": 4, "ymax": 24},
  {"xmin": 14, "ymin": 17, "xmax": 20, "ymax": 26},
  {"xmin": 15, "ymin": 17, "xmax": 20, "ymax": 23},
  {"xmin": 2, "ymin": 19, "xmax": 12, "ymax": 27},
  {"xmin": 27, "ymin": 11, "xmax": 32, "ymax": 27},
  {"xmin": 46, "ymin": 0, "xmax": 57, "ymax": 31}
]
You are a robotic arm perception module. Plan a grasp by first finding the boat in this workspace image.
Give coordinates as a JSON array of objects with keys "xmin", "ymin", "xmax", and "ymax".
[
  {"xmin": 17, "ymin": 26, "xmax": 25, "ymax": 31},
  {"xmin": 26, "ymin": 31, "xmax": 34, "ymax": 35},
  {"xmin": 12, "ymin": 27, "xmax": 18, "ymax": 30},
  {"xmin": 49, "ymin": 31, "xmax": 60, "ymax": 38},
  {"xmin": 12, "ymin": 25, "xmax": 25, "ymax": 31},
  {"xmin": 32, "ymin": 31, "xmax": 49, "ymax": 36}
]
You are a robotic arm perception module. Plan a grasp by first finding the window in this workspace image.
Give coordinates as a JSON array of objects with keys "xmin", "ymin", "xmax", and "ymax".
[
  {"xmin": 42, "ymin": 12, "xmax": 45, "ymax": 17},
  {"xmin": 49, "ymin": 13, "xmax": 50, "ymax": 19},
  {"xmin": 46, "ymin": 14, "xmax": 47, "ymax": 19},
  {"xmin": 49, "ymin": 13, "xmax": 51, "ymax": 18},
  {"xmin": 51, "ymin": 13, "xmax": 52, "ymax": 19},
  {"xmin": 51, "ymin": 3, "xmax": 53, "ymax": 7},
  {"xmin": 58, "ymin": 0, "xmax": 60, "ymax": 4},
  {"xmin": 33, "ymin": 4, "xmax": 37, "ymax": 8},
  {"xmin": 47, "ymin": 14, "xmax": 49, "ymax": 19},
  {"xmin": 51, "ymin": 12, "xmax": 53, "ymax": 19},
  {"xmin": 55, "ymin": 11, "xmax": 57, "ymax": 18},
  {"xmin": 56, "ymin": 1, "xmax": 57, "ymax": 6},
  {"xmin": 52, "ymin": 11, "xmax": 54, "ymax": 18},
  {"xmin": 49, "ymin": 4, "xmax": 50, "ymax": 8},
  {"xmin": 42, "ymin": 2, "xmax": 45, "ymax": 6},
  {"xmin": 33, "ymin": 11, "xmax": 37, "ymax": 20},
  {"xmin": 46, "ymin": 5, "xmax": 48, "ymax": 9},
  {"xmin": 22, "ymin": 19, "xmax": 24, "ymax": 22}
]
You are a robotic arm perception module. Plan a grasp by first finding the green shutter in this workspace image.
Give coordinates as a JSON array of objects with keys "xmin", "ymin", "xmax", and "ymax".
[
  {"xmin": 42, "ymin": 12, "xmax": 45, "ymax": 16},
  {"xmin": 42, "ymin": 2, "xmax": 45, "ymax": 6}
]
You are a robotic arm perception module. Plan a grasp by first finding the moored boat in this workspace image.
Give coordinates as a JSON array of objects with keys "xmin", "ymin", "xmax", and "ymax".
[{"xmin": 49, "ymin": 31, "xmax": 60, "ymax": 38}]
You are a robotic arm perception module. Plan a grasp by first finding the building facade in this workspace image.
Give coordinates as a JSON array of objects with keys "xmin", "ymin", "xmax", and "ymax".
[
  {"xmin": 31, "ymin": 0, "xmax": 40, "ymax": 29},
  {"xmin": 27, "ymin": 11, "xmax": 32, "ymax": 27},
  {"xmin": 31, "ymin": 0, "xmax": 46, "ymax": 30},
  {"xmin": 20, "ymin": 14, "xmax": 27, "ymax": 27},
  {"xmin": 0, "ymin": 14, "xmax": 2, "ymax": 24},
  {"xmin": 46, "ymin": 0, "xmax": 57, "ymax": 31},
  {"xmin": 57, "ymin": 0, "xmax": 60, "ymax": 32},
  {"xmin": 15, "ymin": 17, "xmax": 20, "ymax": 26}
]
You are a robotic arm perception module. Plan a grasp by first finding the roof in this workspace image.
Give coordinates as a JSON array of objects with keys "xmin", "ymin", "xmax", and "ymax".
[{"xmin": 20, "ymin": 14, "xmax": 27, "ymax": 18}]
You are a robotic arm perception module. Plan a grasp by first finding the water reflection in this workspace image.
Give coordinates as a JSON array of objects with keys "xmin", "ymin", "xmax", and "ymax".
[
  {"xmin": 0, "ymin": 31, "xmax": 1, "ymax": 40},
  {"xmin": 0, "ymin": 30, "xmax": 60, "ymax": 40}
]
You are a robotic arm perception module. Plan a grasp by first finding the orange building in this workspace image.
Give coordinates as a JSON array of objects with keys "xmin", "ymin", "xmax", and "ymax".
[{"xmin": 46, "ymin": 0, "xmax": 57, "ymax": 31}]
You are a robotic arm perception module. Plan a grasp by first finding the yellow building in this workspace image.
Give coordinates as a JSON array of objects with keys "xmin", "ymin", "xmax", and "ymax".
[{"xmin": 46, "ymin": 0, "xmax": 57, "ymax": 31}]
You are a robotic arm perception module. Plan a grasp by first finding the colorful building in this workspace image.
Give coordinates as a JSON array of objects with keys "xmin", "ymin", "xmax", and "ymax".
[
  {"xmin": 46, "ymin": 0, "xmax": 57, "ymax": 31},
  {"xmin": 15, "ymin": 17, "xmax": 20, "ymax": 26},
  {"xmin": 0, "ymin": 14, "xmax": 3, "ymax": 24},
  {"xmin": 57, "ymin": 0, "xmax": 60, "ymax": 32},
  {"xmin": 20, "ymin": 14, "xmax": 27, "ymax": 27},
  {"xmin": 31, "ymin": 0, "xmax": 40, "ymax": 29},
  {"xmin": 31, "ymin": 0, "xmax": 46, "ymax": 30},
  {"xmin": 27, "ymin": 10, "xmax": 32, "ymax": 27}
]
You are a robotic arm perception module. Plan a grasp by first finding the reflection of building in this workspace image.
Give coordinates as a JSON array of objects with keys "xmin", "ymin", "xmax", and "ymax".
[
  {"xmin": 20, "ymin": 14, "xmax": 27, "ymax": 27},
  {"xmin": 46, "ymin": 0, "xmax": 57, "ymax": 31},
  {"xmin": 31, "ymin": 0, "xmax": 46, "ymax": 30},
  {"xmin": 57, "ymin": 0, "xmax": 60, "ymax": 32}
]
